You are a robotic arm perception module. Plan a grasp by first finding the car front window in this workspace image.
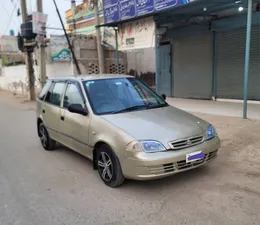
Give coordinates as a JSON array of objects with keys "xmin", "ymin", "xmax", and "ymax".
[
  {"xmin": 63, "ymin": 83, "xmax": 85, "ymax": 109},
  {"xmin": 83, "ymin": 78, "xmax": 167, "ymax": 115}
]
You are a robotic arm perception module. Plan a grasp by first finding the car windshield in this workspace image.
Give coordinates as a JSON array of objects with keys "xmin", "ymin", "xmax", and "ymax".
[{"xmin": 83, "ymin": 78, "xmax": 168, "ymax": 115}]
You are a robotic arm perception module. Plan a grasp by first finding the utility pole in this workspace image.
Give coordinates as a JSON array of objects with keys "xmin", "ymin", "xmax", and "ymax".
[
  {"xmin": 53, "ymin": 0, "xmax": 81, "ymax": 75},
  {"xmin": 71, "ymin": 0, "xmax": 76, "ymax": 75},
  {"xmin": 20, "ymin": 0, "xmax": 27, "ymax": 22},
  {"xmin": 114, "ymin": 28, "xmax": 119, "ymax": 73},
  {"xmin": 20, "ymin": 0, "xmax": 36, "ymax": 100},
  {"xmin": 37, "ymin": 0, "xmax": 47, "ymax": 89},
  {"xmin": 94, "ymin": 0, "xmax": 105, "ymax": 73},
  {"xmin": 243, "ymin": 0, "xmax": 252, "ymax": 119}
]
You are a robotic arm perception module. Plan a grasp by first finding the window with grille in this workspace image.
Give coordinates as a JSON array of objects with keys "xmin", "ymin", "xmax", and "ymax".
[
  {"xmin": 109, "ymin": 64, "xmax": 125, "ymax": 74},
  {"xmin": 88, "ymin": 63, "xmax": 99, "ymax": 74}
]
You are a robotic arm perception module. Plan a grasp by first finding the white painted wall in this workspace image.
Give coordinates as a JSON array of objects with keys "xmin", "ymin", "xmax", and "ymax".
[
  {"xmin": 0, "ymin": 65, "xmax": 28, "ymax": 94},
  {"xmin": 0, "ymin": 63, "xmax": 72, "ymax": 95},
  {"xmin": 44, "ymin": 63, "xmax": 73, "ymax": 78}
]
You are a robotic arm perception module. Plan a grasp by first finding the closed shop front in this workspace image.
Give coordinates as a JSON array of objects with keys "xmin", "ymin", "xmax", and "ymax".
[
  {"xmin": 216, "ymin": 26, "xmax": 260, "ymax": 100},
  {"xmin": 172, "ymin": 31, "xmax": 213, "ymax": 99}
]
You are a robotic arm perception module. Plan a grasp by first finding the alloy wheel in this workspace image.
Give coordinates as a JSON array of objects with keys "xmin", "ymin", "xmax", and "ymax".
[
  {"xmin": 39, "ymin": 126, "xmax": 47, "ymax": 148},
  {"xmin": 98, "ymin": 152, "xmax": 113, "ymax": 182}
]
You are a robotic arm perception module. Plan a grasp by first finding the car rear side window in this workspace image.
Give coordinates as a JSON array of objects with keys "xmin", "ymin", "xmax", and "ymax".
[
  {"xmin": 39, "ymin": 80, "xmax": 52, "ymax": 101},
  {"xmin": 45, "ymin": 82, "xmax": 66, "ymax": 106}
]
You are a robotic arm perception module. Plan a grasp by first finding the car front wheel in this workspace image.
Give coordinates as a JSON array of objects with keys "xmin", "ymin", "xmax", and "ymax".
[{"xmin": 97, "ymin": 145, "xmax": 125, "ymax": 188}]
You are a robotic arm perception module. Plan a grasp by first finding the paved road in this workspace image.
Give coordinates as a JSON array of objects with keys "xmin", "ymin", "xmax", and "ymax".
[{"xmin": 0, "ymin": 96, "xmax": 260, "ymax": 225}]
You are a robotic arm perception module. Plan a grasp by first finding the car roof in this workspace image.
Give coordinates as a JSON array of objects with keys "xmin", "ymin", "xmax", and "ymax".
[{"xmin": 48, "ymin": 74, "xmax": 134, "ymax": 82}]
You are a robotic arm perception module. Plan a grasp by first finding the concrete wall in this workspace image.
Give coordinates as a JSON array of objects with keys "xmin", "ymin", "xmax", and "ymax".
[
  {"xmin": 0, "ymin": 63, "xmax": 72, "ymax": 95},
  {"xmin": 0, "ymin": 65, "xmax": 28, "ymax": 95},
  {"xmin": 71, "ymin": 35, "xmax": 127, "ymax": 75},
  {"xmin": 126, "ymin": 48, "xmax": 155, "ymax": 74},
  {"xmin": 0, "ymin": 36, "xmax": 155, "ymax": 94},
  {"xmin": 126, "ymin": 48, "xmax": 155, "ymax": 88},
  {"xmin": 45, "ymin": 63, "xmax": 73, "ymax": 78}
]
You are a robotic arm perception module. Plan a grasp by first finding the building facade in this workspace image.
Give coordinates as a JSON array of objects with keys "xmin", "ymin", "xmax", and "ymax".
[
  {"xmin": 156, "ymin": 4, "xmax": 260, "ymax": 100},
  {"xmin": 0, "ymin": 35, "xmax": 25, "ymax": 66},
  {"xmin": 101, "ymin": 0, "xmax": 260, "ymax": 101},
  {"xmin": 65, "ymin": 1, "xmax": 103, "ymax": 35},
  {"xmin": 65, "ymin": 1, "xmax": 157, "ymax": 87}
]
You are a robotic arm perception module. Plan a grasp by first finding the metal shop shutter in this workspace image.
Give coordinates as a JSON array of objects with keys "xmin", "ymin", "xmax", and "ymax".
[
  {"xmin": 172, "ymin": 32, "xmax": 213, "ymax": 99},
  {"xmin": 216, "ymin": 26, "xmax": 260, "ymax": 100}
]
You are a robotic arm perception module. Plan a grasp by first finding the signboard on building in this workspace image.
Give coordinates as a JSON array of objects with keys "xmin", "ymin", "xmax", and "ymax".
[
  {"xmin": 50, "ymin": 35, "xmax": 71, "ymax": 62},
  {"xmin": 32, "ymin": 12, "xmax": 48, "ymax": 35},
  {"xmin": 66, "ymin": 1, "xmax": 103, "ymax": 24},
  {"xmin": 0, "ymin": 36, "xmax": 19, "ymax": 52},
  {"xmin": 101, "ymin": 17, "xmax": 155, "ymax": 50},
  {"xmin": 118, "ymin": 17, "xmax": 155, "ymax": 50},
  {"xmin": 103, "ymin": 0, "xmax": 194, "ymax": 23},
  {"xmin": 101, "ymin": 27, "xmax": 116, "ymax": 49},
  {"xmin": 74, "ymin": 26, "xmax": 96, "ymax": 36}
]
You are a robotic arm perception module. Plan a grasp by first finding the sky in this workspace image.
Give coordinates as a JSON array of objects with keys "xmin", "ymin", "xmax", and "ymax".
[{"xmin": 0, "ymin": 0, "xmax": 72, "ymax": 36}]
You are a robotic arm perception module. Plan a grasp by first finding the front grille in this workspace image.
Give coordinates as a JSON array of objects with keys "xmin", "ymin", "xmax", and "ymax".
[
  {"xmin": 148, "ymin": 150, "xmax": 218, "ymax": 175},
  {"xmin": 149, "ymin": 163, "xmax": 175, "ymax": 174},
  {"xmin": 206, "ymin": 150, "xmax": 218, "ymax": 161},
  {"xmin": 169, "ymin": 135, "xmax": 204, "ymax": 150},
  {"xmin": 177, "ymin": 150, "xmax": 218, "ymax": 170}
]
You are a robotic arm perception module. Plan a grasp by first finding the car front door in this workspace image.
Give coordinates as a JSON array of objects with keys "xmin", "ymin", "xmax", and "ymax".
[
  {"xmin": 58, "ymin": 81, "xmax": 92, "ymax": 158},
  {"xmin": 42, "ymin": 81, "xmax": 66, "ymax": 141}
]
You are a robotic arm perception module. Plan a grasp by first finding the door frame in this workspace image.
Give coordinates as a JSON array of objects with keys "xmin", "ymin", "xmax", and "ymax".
[{"xmin": 157, "ymin": 43, "xmax": 172, "ymax": 96}]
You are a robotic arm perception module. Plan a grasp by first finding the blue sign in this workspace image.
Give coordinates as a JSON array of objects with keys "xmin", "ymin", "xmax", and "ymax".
[
  {"xmin": 103, "ymin": 0, "xmax": 118, "ymax": 8},
  {"xmin": 155, "ymin": 0, "xmax": 179, "ymax": 11},
  {"xmin": 119, "ymin": 0, "xmax": 136, "ymax": 20},
  {"xmin": 10, "ymin": 29, "xmax": 15, "ymax": 36},
  {"xmin": 136, "ymin": 0, "xmax": 154, "ymax": 16},
  {"xmin": 103, "ymin": 0, "xmax": 192, "ymax": 24},
  {"xmin": 104, "ymin": 5, "xmax": 120, "ymax": 23}
]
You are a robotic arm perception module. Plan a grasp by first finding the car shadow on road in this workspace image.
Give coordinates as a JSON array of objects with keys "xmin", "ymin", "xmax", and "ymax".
[
  {"xmin": 124, "ymin": 166, "xmax": 213, "ymax": 189},
  {"xmin": 54, "ymin": 143, "xmax": 94, "ymax": 167},
  {"xmin": 53, "ymin": 143, "xmax": 218, "ymax": 192}
]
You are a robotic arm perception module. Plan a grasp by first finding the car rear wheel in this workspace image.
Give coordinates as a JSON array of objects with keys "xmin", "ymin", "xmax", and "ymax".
[
  {"xmin": 39, "ymin": 122, "xmax": 56, "ymax": 151},
  {"xmin": 97, "ymin": 145, "xmax": 125, "ymax": 188}
]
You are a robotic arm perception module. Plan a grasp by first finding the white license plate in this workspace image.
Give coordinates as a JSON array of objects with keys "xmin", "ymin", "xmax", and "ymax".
[{"xmin": 186, "ymin": 151, "xmax": 205, "ymax": 163}]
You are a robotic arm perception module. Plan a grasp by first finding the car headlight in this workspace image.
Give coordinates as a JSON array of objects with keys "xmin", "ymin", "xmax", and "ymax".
[
  {"xmin": 206, "ymin": 125, "xmax": 216, "ymax": 140},
  {"xmin": 140, "ymin": 140, "xmax": 166, "ymax": 153},
  {"xmin": 126, "ymin": 140, "xmax": 166, "ymax": 153}
]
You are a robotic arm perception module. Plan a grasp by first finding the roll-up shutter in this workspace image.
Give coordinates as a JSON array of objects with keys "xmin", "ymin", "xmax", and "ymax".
[
  {"xmin": 172, "ymin": 32, "xmax": 213, "ymax": 99},
  {"xmin": 216, "ymin": 26, "xmax": 260, "ymax": 100}
]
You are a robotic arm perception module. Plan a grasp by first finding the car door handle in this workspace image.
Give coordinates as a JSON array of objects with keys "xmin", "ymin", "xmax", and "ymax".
[
  {"xmin": 42, "ymin": 109, "xmax": 45, "ymax": 114},
  {"xmin": 61, "ymin": 116, "xmax": 65, "ymax": 121}
]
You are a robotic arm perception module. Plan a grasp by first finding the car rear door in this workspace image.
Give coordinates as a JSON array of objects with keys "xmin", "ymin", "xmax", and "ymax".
[{"xmin": 42, "ymin": 81, "xmax": 66, "ymax": 141}]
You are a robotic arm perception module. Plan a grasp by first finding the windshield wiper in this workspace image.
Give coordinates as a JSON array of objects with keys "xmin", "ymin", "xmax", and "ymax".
[
  {"xmin": 146, "ymin": 103, "xmax": 169, "ymax": 109},
  {"xmin": 112, "ymin": 105, "xmax": 148, "ymax": 114}
]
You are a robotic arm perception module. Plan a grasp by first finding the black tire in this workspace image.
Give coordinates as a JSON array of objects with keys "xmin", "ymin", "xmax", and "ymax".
[
  {"xmin": 38, "ymin": 122, "xmax": 56, "ymax": 151},
  {"xmin": 97, "ymin": 145, "xmax": 125, "ymax": 188}
]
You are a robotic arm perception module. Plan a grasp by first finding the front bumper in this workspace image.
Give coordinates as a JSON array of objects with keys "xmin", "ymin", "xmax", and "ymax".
[{"xmin": 121, "ymin": 136, "xmax": 220, "ymax": 180}]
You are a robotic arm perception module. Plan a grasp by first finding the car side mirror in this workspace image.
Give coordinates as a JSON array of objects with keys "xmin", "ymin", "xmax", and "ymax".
[
  {"xmin": 161, "ymin": 94, "xmax": 166, "ymax": 100},
  {"xmin": 68, "ymin": 104, "xmax": 88, "ymax": 116}
]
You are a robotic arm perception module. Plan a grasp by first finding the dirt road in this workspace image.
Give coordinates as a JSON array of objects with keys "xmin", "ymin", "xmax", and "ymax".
[{"xmin": 0, "ymin": 91, "xmax": 260, "ymax": 225}]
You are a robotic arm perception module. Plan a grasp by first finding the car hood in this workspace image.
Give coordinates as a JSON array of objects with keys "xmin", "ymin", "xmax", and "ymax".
[{"xmin": 101, "ymin": 106, "xmax": 209, "ymax": 147}]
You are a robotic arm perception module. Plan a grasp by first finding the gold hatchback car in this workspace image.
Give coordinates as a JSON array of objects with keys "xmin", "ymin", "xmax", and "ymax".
[{"xmin": 37, "ymin": 75, "xmax": 220, "ymax": 187}]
